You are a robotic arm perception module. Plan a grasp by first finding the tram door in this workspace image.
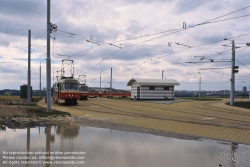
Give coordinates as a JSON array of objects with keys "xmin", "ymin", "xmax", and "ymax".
[{"xmin": 57, "ymin": 83, "xmax": 60, "ymax": 99}]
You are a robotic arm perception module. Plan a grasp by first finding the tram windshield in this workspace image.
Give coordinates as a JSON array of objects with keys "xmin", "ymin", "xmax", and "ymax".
[
  {"xmin": 79, "ymin": 85, "xmax": 88, "ymax": 92},
  {"xmin": 62, "ymin": 83, "xmax": 79, "ymax": 90}
]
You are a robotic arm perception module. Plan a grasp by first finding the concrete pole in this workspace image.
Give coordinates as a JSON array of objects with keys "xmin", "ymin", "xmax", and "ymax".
[
  {"xmin": 246, "ymin": 43, "xmax": 250, "ymax": 100},
  {"xmin": 198, "ymin": 72, "xmax": 201, "ymax": 98},
  {"xmin": 45, "ymin": 126, "xmax": 51, "ymax": 167},
  {"xmin": 39, "ymin": 64, "xmax": 41, "ymax": 98},
  {"xmin": 110, "ymin": 67, "xmax": 112, "ymax": 98},
  {"xmin": 162, "ymin": 70, "xmax": 164, "ymax": 79},
  {"xmin": 100, "ymin": 70, "xmax": 103, "ymax": 93},
  {"xmin": 230, "ymin": 40, "xmax": 235, "ymax": 105},
  {"xmin": 26, "ymin": 128, "xmax": 30, "ymax": 167},
  {"xmin": 39, "ymin": 59, "xmax": 46, "ymax": 98},
  {"xmin": 27, "ymin": 30, "xmax": 31, "ymax": 104},
  {"xmin": 46, "ymin": 0, "xmax": 51, "ymax": 111}
]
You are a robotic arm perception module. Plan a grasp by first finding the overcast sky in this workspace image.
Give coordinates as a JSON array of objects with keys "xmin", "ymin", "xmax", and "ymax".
[{"xmin": 0, "ymin": 0, "xmax": 250, "ymax": 91}]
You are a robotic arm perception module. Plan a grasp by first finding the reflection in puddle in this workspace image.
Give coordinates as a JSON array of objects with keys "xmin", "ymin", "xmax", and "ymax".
[{"xmin": 0, "ymin": 125, "xmax": 249, "ymax": 167}]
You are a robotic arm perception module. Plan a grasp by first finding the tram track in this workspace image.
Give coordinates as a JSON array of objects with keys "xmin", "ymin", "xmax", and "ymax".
[
  {"xmin": 84, "ymin": 99, "xmax": 250, "ymax": 125},
  {"xmin": 66, "ymin": 100, "xmax": 250, "ymax": 130}
]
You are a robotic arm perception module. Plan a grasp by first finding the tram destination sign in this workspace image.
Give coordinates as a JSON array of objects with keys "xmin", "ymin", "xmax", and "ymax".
[{"xmin": 64, "ymin": 80, "xmax": 78, "ymax": 83}]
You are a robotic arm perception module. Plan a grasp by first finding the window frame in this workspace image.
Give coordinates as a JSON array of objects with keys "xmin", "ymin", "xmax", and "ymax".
[
  {"xmin": 164, "ymin": 87, "xmax": 169, "ymax": 90},
  {"xmin": 149, "ymin": 86, "xmax": 155, "ymax": 90}
]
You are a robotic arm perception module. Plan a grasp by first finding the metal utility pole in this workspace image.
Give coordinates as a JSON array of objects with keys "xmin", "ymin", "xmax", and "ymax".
[
  {"xmin": 40, "ymin": 59, "xmax": 46, "ymax": 98},
  {"xmin": 39, "ymin": 64, "xmax": 42, "ymax": 98},
  {"xmin": 100, "ymin": 70, "xmax": 103, "ymax": 93},
  {"xmin": 110, "ymin": 67, "xmax": 112, "ymax": 98},
  {"xmin": 246, "ymin": 43, "xmax": 250, "ymax": 99},
  {"xmin": 27, "ymin": 30, "xmax": 31, "ymax": 104},
  {"xmin": 46, "ymin": 0, "xmax": 51, "ymax": 111},
  {"xmin": 230, "ymin": 40, "xmax": 235, "ymax": 105},
  {"xmin": 162, "ymin": 70, "xmax": 164, "ymax": 79},
  {"xmin": 198, "ymin": 72, "xmax": 201, "ymax": 98}
]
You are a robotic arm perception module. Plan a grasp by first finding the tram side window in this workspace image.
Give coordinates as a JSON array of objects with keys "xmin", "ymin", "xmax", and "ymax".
[{"xmin": 57, "ymin": 83, "xmax": 60, "ymax": 91}]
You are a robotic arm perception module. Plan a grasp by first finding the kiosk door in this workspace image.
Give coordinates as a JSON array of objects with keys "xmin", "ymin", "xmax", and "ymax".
[{"xmin": 137, "ymin": 87, "xmax": 140, "ymax": 99}]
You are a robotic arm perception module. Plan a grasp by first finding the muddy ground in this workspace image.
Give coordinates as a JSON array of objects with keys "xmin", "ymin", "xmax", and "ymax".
[
  {"xmin": 0, "ymin": 100, "xmax": 73, "ymax": 129},
  {"xmin": 73, "ymin": 116, "xmax": 200, "ymax": 140},
  {"xmin": 0, "ymin": 98, "xmax": 198, "ymax": 141}
]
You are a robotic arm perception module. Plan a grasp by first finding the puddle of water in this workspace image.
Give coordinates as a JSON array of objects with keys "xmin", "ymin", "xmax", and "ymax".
[
  {"xmin": 202, "ymin": 117, "xmax": 215, "ymax": 120},
  {"xmin": 0, "ymin": 126, "xmax": 249, "ymax": 167}
]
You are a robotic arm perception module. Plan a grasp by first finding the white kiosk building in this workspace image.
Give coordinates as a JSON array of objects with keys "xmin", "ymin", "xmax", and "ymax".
[{"xmin": 127, "ymin": 78, "xmax": 180, "ymax": 100}]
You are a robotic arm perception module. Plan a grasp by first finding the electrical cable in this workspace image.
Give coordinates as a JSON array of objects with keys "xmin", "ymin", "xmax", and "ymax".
[
  {"xmin": 95, "ymin": 32, "xmax": 250, "ymax": 80},
  {"xmin": 84, "ymin": 48, "xmax": 122, "ymax": 74},
  {"xmin": 117, "ymin": 14, "xmax": 250, "ymax": 49},
  {"xmin": 236, "ymin": 59, "xmax": 250, "ymax": 69},
  {"xmin": 56, "ymin": 6, "xmax": 250, "ymax": 46},
  {"xmin": 59, "ymin": 5, "xmax": 250, "ymax": 81},
  {"xmin": 202, "ymin": 5, "xmax": 250, "ymax": 23}
]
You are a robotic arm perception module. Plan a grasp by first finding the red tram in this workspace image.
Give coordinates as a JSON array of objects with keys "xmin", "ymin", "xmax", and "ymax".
[
  {"xmin": 52, "ymin": 77, "xmax": 80, "ymax": 105},
  {"xmin": 79, "ymin": 84, "xmax": 88, "ymax": 100}
]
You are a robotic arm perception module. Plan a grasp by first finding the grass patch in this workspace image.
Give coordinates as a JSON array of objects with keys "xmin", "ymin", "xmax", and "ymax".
[
  {"xmin": 32, "ymin": 98, "xmax": 43, "ymax": 103},
  {"xmin": 225, "ymin": 101, "xmax": 250, "ymax": 109},
  {"xmin": 5, "ymin": 101, "xmax": 36, "ymax": 106},
  {"xmin": 108, "ymin": 97, "xmax": 131, "ymax": 101},
  {"xmin": 177, "ymin": 97, "xmax": 222, "ymax": 101},
  {"xmin": 26, "ymin": 107, "xmax": 71, "ymax": 117},
  {"xmin": 0, "ymin": 95, "xmax": 19, "ymax": 100}
]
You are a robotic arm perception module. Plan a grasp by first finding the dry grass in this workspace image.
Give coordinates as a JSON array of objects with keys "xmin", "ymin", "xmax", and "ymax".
[{"xmin": 0, "ymin": 95, "xmax": 20, "ymax": 100}]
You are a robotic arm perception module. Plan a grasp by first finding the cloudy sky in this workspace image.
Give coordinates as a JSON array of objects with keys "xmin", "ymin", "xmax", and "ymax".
[{"xmin": 0, "ymin": 0, "xmax": 250, "ymax": 91}]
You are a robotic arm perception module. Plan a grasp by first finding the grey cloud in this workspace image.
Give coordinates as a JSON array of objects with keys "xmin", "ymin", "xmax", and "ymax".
[
  {"xmin": 66, "ymin": 44, "xmax": 171, "ymax": 63},
  {"xmin": 54, "ymin": 24, "xmax": 103, "ymax": 45},
  {"xmin": 0, "ymin": 36, "xmax": 10, "ymax": 46},
  {"xmin": 0, "ymin": 0, "xmax": 45, "ymax": 17},
  {"xmin": 150, "ymin": 60, "xmax": 160, "ymax": 65},
  {"xmin": 0, "ymin": 66, "xmax": 20, "ymax": 73},
  {"xmin": 0, "ymin": 0, "xmax": 46, "ymax": 39},
  {"xmin": 111, "ymin": 45, "xmax": 174, "ymax": 61},
  {"xmin": 126, "ymin": 21, "xmax": 143, "ymax": 34},
  {"xmin": 175, "ymin": 0, "xmax": 210, "ymax": 13},
  {"xmin": 208, "ymin": 2, "xmax": 225, "ymax": 11},
  {"xmin": 0, "ymin": 13, "xmax": 46, "ymax": 40},
  {"xmin": 192, "ymin": 31, "xmax": 232, "ymax": 44},
  {"xmin": 118, "ymin": 0, "xmax": 173, "ymax": 5}
]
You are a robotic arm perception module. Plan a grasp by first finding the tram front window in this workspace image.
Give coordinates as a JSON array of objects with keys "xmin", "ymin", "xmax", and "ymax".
[
  {"xmin": 63, "ymin": 83, "xmax": 78, "ymax": 90},
  {"xmin": 80, "ymin": 86, "xmax": 88, "ymax": 91}
]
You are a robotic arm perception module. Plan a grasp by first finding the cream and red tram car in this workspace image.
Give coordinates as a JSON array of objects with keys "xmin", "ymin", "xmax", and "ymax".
[
  {"xmin": 53, "ymin": 77, "xmax": 80, "ymax": 105},
  {"xmin": 79, "ymin": 84, "xmax": 88, "ymax": 100}
]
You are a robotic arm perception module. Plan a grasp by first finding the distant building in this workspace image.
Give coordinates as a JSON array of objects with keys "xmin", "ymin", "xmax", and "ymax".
[
  {"xmin": 127, "ymin": 78, "xmax": 179, "ymax": 100},
  {"xmin": 243, "ymin": 86, "xmax": 247, "ymax": 93}
]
